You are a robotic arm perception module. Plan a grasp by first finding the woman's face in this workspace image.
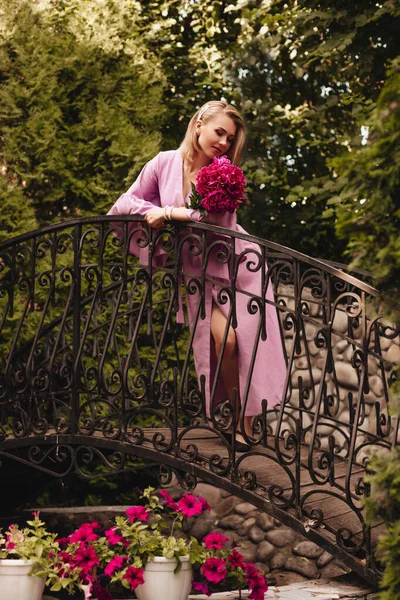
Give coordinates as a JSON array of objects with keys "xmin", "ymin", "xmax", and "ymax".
[{"xmin": 196, "ymin": 113, "xmax": 237, "ymax": 161}]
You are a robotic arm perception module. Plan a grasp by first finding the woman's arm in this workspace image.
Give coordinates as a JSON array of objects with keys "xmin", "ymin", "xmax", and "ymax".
[{"xmin": 107, "ymin": 156, "xmax": 161, "ymax": 218}]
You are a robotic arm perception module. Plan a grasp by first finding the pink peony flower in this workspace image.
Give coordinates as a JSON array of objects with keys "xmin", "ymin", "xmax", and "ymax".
[
  {"xmin": 200, "ymin": 557, "xmax": 227, "ymax": 584},
  {"xmin": 74, "ymin": 543, "xmax": 100, "ymax": 574},
  {"xmin": 122, "ymin": 566, "xmax": 145, "ymax": 590},
  {"xmin": 192, "ymin": 580, "xmax": 211, "ymax": 595},
  {"xmin": 124, "ymin": 506, "xmax": 150, "ymax": 523},
  {"xmin": 227, "ymin": 548, "xmax": 245, "ymax": 569},
  {"xmin": 104, "ymin": 555, "xmax": 126, "ymax": 577},
  {"xmin": 159, "ymin": 490, "xmax": 179, "ymax": 511},
  {"xmin": 177, "ymin": 494, "xmax": 203, "ymax": 518},
  {"xmin": 191, "ymin": 156, "xmax": 247, "ymax": 214},
  {"xmin": 69, "ymin": 522, "xmax": 100, "ymax": 544},
  {"xmin": 203, "ymin": 532, "xmax": 229, "ymax": 550}
]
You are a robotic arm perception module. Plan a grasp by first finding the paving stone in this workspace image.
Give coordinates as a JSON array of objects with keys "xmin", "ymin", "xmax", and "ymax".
[
  {"xmin": 254, "ymin": 561, "xmax": 270, "ymax": 574},
  {"xmin": 237, "ymin": 541, "xmax": 258, "ymax": 562},
  {"xmin": 235, "ymin": 502, "xmax": 256, "ymax": 515},
  {"xmin": 317, "ymin": 550, "xmax": 334, "ymax": 567},
  {"xmin": 248, "ymin": 525, "xmax": 265, "ymax": 544},
  {"xmin": 270, "ymin": 552, "xmax": 287, "ymax": 570},
  {"xmin": 266, "ymin": 528, "xmax": 297, "ymax": 547},
  {"xmin": 321, "ymin": 560, "xmax": 351, "ymax": 579},
  {"xmin": 218, "ymin": 513, "xmax": 245, "ymax": 529},
  {"xmin": 256, "ymin": 512, "xmax": 275, "ymax": 531},
  {"xmin": 285, "ymin": 555, "xmax": 319, "ymax": 578},
  {"xmin": 293, "ymin": 540, "xmax": 324, "ymax": 559},
  {"xmin": 270, "ymin": 571, "xmax": 309, "ymax": 586},
  {"xmin": 215, "ymin": 496, "xmax": 237, "ymax": 518},
  {"xmin": 242, "ymin": 517, "xmax": 257, "ymax": 529},
  {"xmin": 189, "ymin": 516, "xmax": 214, "ymax": 540},
  {"xmin": 256, "ymin": 540, "xmax": 275, "ymax": 562},
  {"xmin": 192, "ymin": 483, "xmax": 222, "ymax": 507}
]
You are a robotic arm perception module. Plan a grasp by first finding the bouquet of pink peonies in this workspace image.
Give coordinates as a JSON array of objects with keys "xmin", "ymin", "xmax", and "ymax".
[{"xmin": 187, "ymin": 156, "xmax": 247, "ymax": 215}]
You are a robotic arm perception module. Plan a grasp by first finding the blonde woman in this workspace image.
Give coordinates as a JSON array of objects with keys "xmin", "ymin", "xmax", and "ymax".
[{"xmin": 108, "ymin": 101, "xmax": 286, "ymax": 451}]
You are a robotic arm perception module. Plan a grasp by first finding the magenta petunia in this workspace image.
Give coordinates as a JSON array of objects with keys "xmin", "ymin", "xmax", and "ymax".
[
  {"xmin": 200, "ymin": 557, "xmax": 227, "ymax": 584},
  {"xmin": 198, "ymin": 496, "xmax": 211, "ymax": 512},
  {"xmin": 159, "ymin": 490, "xmax": 179, "ymax": 511},
  {"xmin": 227, "ymin": 548, "xmax": 245, "ymax": 569},
  {"xmin": 91, "ymin": 583, "xmax": 113, "ymax": 600},
  {"xmin": 248, "ymin": 576, "xmax": 268, "ymax": 600},
  {"xmin": 69, "ymin": 522, "xmax": 100, "ymax": 544},
  {"xmin": 124, "ymin": 506, "xmax": 150, "ymax": 523},
  {"xmin": 105, "ymin": 527, "xmax": 129, "ymax": 547},
  {"xmin": 122, "ymin": 566, "xmax": 145, "ymax": 590},
  {"xmin": 203, "ymin": 532, "xmax": 229, "ymax": 550},
  {"xmin": 177, "ymin": 494, "xmax": 203, "ymax": 518},
  {"xmin": 192, "ymin": 580, "xmax": 211, "ymax": 595},
  {"xmin": 104, "ymin": 555, "xmax": 126, "ymax": 577},
  {"xmin": 74, "ymin": 543, "xmax": 100, "ymax": 574}
]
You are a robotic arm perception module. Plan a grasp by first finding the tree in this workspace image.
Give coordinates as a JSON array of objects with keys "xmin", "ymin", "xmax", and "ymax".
[{"xmin": 0, "ymin": 0, "xmax": 166, "ymax": 227}]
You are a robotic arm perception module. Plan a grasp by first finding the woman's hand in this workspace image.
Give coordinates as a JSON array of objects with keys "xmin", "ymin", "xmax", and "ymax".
[{"xmin": 144, "ymin": 207, "xmax": 165, "ymax": 229}]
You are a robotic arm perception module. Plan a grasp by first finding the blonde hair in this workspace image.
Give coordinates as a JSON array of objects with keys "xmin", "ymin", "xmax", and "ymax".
[{"xmin": 179, "ymin": 100, "xmax": 246, "ymax": 166}]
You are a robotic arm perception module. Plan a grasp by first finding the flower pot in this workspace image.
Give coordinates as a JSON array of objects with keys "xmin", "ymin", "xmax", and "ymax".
[
  {"xmin": 135, "ymin": 556, "xmax": 193, "ymax": 600},
  {"xmin": 0, "ymin": 559, "xmax": 45, "ymax": 600}
]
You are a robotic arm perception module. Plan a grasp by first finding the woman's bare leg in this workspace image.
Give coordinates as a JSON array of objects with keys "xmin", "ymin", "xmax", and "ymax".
[{"xmin": 210, "ymin": 303, "xmax": 252, "ymax": 439}]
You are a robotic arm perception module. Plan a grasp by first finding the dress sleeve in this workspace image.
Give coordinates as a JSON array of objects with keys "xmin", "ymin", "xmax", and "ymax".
[
  {"xmin": 186, "ymin": 208, "xmax": 237, "ymax": 229},
  {"xmin": 106, "ymin": 154, "xmax": 166, "ymax": 267},
  {"xmin": 107, "ymin": 154, "xmax": 161, "ymax": 217}
]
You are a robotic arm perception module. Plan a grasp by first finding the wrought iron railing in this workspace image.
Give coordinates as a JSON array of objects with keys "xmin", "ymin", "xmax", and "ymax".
[{"xmin": 0, "ymin": 216, "xmax": 398, "ymax": 584}]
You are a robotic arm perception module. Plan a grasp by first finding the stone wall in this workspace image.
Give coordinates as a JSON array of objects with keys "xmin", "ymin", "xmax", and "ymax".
[
  {"xmin": 185, "ymin": 483, "xmax": 350, "ymax": 586},
  {"xmin": 274, "ymin": 284, "xmax": 399, "ymax": 463}
]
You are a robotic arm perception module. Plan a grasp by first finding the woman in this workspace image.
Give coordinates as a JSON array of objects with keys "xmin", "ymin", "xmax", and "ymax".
[{"xmin": 108, "ymin": 101, "xmax": 286, "ymax": 450}]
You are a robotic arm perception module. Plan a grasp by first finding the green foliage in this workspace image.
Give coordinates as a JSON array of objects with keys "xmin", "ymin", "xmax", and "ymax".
[
  {"xmin": 328, "ymin": 58, "xmax": 400, "ymax": 301},
  {"xmin": 365, "ymin": 449, "xmax": 400, "ymax": 599},
  {"xmin": 0, "ymin": 0, "xmax": 166, "ymax": 224},
  {"xmin": 0, "ymin": 177, "xmax": 38, "ymax": 241}
]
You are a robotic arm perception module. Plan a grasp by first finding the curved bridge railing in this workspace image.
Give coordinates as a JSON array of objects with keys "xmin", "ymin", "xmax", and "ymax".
[{"xmin": 0, "ymin": 216, "xmax": 399, "ymax": 585}]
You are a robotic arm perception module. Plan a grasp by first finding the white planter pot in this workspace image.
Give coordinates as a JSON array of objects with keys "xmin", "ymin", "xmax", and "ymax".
[
  {"xmin": 0, "ymin": 559, "xmax": 45, "ymax": 600},
  {"xmin": 135, "ymin": 556, "xmax": 193, "ymax": 600}
]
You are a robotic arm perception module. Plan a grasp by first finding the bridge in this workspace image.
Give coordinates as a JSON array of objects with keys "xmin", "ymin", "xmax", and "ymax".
[{"xmin": 0, "ymin": 216, "xmax": 398, "ymax": 587}]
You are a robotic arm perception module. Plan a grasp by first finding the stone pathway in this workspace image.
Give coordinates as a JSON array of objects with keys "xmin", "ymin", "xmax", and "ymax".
[
  {"xmin": 44, "ymin": 579, "xmax": 377, "ymax": 600},
  {"xmin": 187, "ymin": 580, "xmax": 377, "ymax": 600}
]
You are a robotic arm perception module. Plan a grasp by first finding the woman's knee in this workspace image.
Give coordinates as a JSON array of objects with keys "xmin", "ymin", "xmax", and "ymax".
[{"xmin": 214, "ymin": 327, "xmax": 236, "ymax": 358}]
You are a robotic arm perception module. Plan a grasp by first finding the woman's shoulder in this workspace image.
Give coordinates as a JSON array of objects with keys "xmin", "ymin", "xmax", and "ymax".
[{"xmin": 156, "ymin": 149, "xmax": 181, "ymax": 162}]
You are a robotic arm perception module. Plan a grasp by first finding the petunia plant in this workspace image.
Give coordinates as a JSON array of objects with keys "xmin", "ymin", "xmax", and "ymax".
[
  {"xmin": 0, "ymin": 512, "xmax": 59, "ymax": 577},
  {"xmin": 0, "ymin": 488, "xmax": 268, "ymax": 600}
]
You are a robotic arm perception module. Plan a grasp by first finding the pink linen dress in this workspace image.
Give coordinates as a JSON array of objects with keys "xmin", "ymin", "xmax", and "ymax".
[{"xmin": 107, "ymin": 150, "xmax": 286, "ymax": 417}]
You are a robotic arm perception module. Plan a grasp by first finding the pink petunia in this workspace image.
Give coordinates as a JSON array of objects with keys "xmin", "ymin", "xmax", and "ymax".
[
  {"xmin": 122, "ymin": 566, "xmax": 145, "ymax": 590},
  {"xmin": 177, "ymin": 494, "xmax": 203, "ymax": 518},
  {"xmin": 192, "ymin": 580, "xmax": 211, "ymax": 595},
  {"xmin": 203, "ymin": 532, "xmax": 229, "ymax": 550},
  {"xmin": 69, "ymin": 523, "xmax": 100, "ymax": 544},
  {"xmin": 104, "ymin": 555, "xmax": 126, "ymax": 577},
  {"xmin": 124, "ymin": 506, "xmax": 150, "ymax": 523},
  {"xmin": 91, "ymin": 583, "xmax": 113, "ymax": 600},
  {"xmin": 105, "ymin": 527, "xmax": 129, "ymax": 547},
  {"xmin": 248, "ymin": 576, "xmax": 268, "ymax": 600},
  {"xmin": 74, "ymin": 543, "xmax": 100, "ymax": 574},
  {"xmin": 198, "ymin": 496, "xmax": 211, "ymax": 512},
  {"xmin": 227, "ymin": 549, "xmax": 245, "ymax": 569},
  {"xmin": 200, "ymin": 557, "xmax": 227, "ymax": 584},
  {"xmin": 159, "ymin": 490, "xmax": 179, "ymax": 511}
]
